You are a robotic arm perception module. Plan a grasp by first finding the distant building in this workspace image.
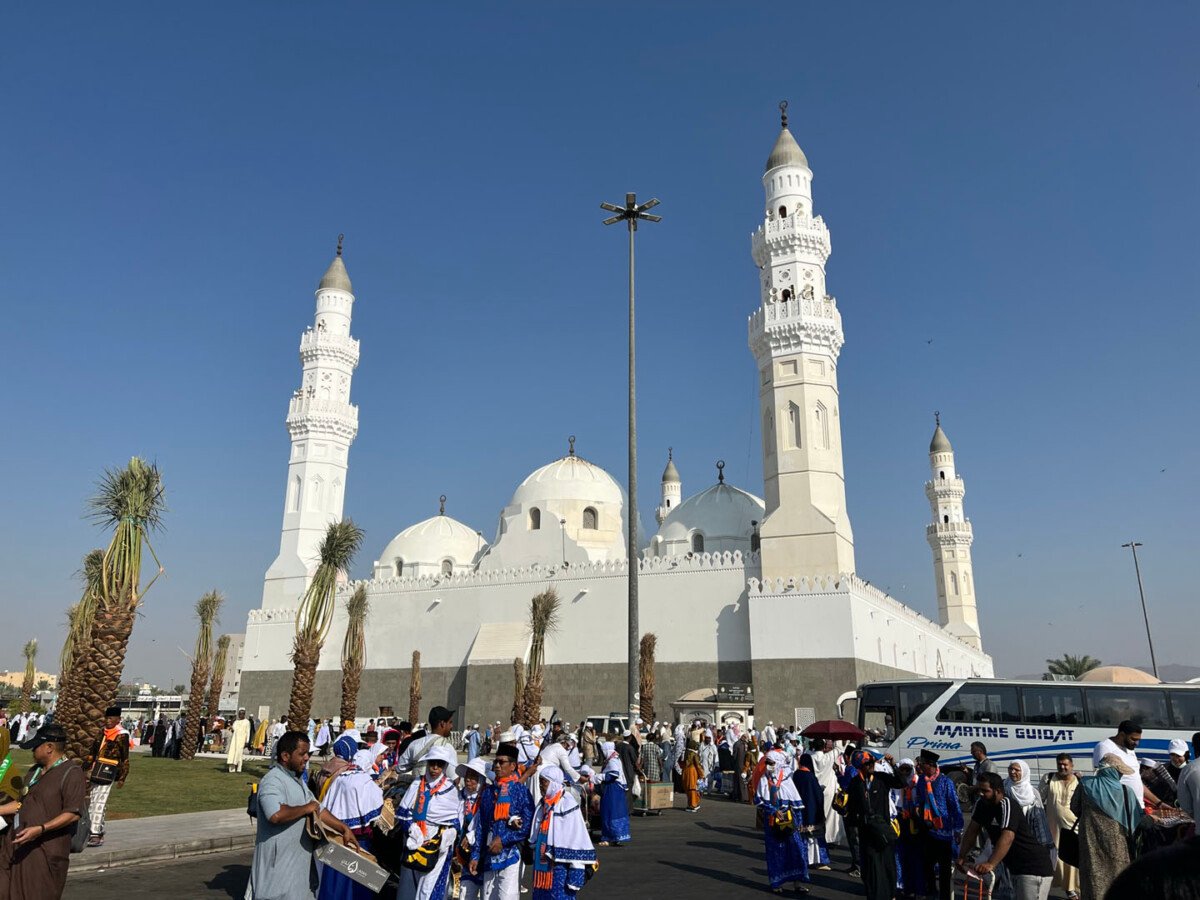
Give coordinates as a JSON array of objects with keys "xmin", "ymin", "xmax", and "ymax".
[
  {"xmin": 0, "ymin": 670, "xmax": 57, "ymax": 690},
  {"xmin": 220, "ymin": 634, "xmax": 246, "ymax": 714}
]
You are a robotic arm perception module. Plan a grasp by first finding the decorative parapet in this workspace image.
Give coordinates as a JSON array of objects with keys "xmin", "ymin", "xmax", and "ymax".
[
  {"xmin": 299, "ymin": 331, "xmax": 360, "ymax": 366},
  {"xmin": 925, "ymin": 520, "xmax": 973, "ymax": 538},
  {"xmin": 248, "ymin": 606, "xmax": 297, "ymax": 624},
  {"xmin": 286, "ymin": 396, "xmax": 359, "ymax": 440},
  {"xmin": 748, "ymin": 296, "xmax": 844, "ymax": 359},
  {"xmin": 747, "ymin": 571, "xmax": 986, "ymax": 655},
  {"xmin": 751, "ymin": 215, "xmax": 831, "ymax": 265},
  {"xmin": 360, "ymin": 549, "xmax": 762, "ymax": 593}
]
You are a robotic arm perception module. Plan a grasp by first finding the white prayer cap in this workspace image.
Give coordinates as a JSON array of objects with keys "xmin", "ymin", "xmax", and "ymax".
[
  {"xmin": 622, "ymin": 730, "xmax": 632, "ymax": 737},
  {"xmin": 540, "ymin": 765, "xmax": 566, "ymax": 789},
  {"xmin": 426, "ymin": 745, "xmax": 456, "ymax": 767},
  {"xmin": 1169, "ymin": 739, "xmax": 1189, "ymax": 756},
  {"xmin": 635, "ymin": 718, "xmax": 643, "ymax": 725},
  {"xmin": 579, "ymin": 765, "xmax": 594, "ymax": 777},
  {"xmin": 499, "ymin": 730, "xmax": 516, "ymax": 743},
  {"xmin": 1138, "ymin": 758, "xmax": 1157, "ymax": 769},
  {"xmin": 457, "ymin": 758, "xmax": 491, "ymax": 783},
  {"xmin": 353, "ymin": 749, "xmax": 376, "ymax": 770}
]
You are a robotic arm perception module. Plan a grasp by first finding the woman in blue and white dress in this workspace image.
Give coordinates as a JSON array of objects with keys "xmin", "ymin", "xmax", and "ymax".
[
  {"xmin": 394, "ymin": 745, "xmax": 463, "ymax": 900},
  {"xmin": 596, "ymin": 741, "xmax": 630, "ymax": 847},
  {"xmin": 529, "ymin": 766, "xmax": 597, "ymax": 899},
  {"xmin": 754, "ymin": 749, "xmax": 810, "ymax": 895},
  {"xmin": 319, "ymin": 749, "xmax": 385, "ymax": 900}
]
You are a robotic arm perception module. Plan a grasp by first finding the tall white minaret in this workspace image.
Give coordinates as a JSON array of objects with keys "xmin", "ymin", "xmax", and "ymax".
[
  {"xmin": 748, "ymin": 102, "xmax": 855, "ymax": 582},
  {"xmin": 925, "ymin": 414, "xmax": 981, "ymax": 649},
  {"xmin": 261, "ymin": 236, "xmax": 361, "ymax": 609},
  {"xmin": 656, "ymin": 448, "xmax": 681, "ymax": 525}
]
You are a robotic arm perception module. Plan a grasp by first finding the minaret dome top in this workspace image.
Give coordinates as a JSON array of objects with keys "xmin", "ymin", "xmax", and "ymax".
[
  {"xmin": 318, "ymin": 234, "xmax": 353, "ymax": 293},
  {"xmin": 764, "ymin": 101, "xmax": 809, "ymax": 173}
]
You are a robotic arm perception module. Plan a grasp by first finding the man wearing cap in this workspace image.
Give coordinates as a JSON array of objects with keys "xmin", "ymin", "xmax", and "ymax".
[
  {"xmin": 2, "ymin": 723, "xmax": 86, "ymax": 899},
  {"xmin": 226, "ymin": 708, "xmax": 252, "ymax": 773},
  {"xmin": 394, "ymin": 706, "xmax": 459, "ymax": 789},
  {"xmin": 456, "ymin": 757, "xmax": 490, "ymax": 900},
  {"xmin": 843, "ymin": 749, "xmax": 905, "ymax": 900},
  {"xmin": 470, "ymin": 741, "xmax": 533, "ymax": 900},
  {"xmin": 912, "ymin": 749, "xmax": 963, "ymax": 900},
  {"xmin": 394, "ymin": 744, "xmax": 462, "ymax": 900},
  {"xmin": 83, "ymin": 705, "xmax": 130, "ymax": 848},
  {"xmin": 535, "ymin": 733, "xmax": 581, "ymax": 802},
  {"xmin": 463, "ymin": 723, "xmax": 482, "ymax": 761}
]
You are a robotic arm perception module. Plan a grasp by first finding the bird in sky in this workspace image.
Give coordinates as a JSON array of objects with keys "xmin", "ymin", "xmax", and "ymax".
[{"xmin": 925, "ymin": 338, "xmax": 934, "ymax": 344}]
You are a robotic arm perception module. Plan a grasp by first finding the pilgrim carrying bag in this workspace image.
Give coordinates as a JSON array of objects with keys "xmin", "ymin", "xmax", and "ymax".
[
  {"xmin": 403, "ymin": 828, "xmax": 443, "ymax": 873},
  {"xmin": 89, "ymin": 756, "xmax": 121, "ymax": 786},
  {"xmin": 1057, "ymin": 819, "xmax": 1080, "ymax": 868}
]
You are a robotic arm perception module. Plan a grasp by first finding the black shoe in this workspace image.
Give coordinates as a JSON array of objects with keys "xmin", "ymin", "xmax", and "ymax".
[{"xmin": 847, "ymin": 867, "xmax": 861, "ymax": 878}]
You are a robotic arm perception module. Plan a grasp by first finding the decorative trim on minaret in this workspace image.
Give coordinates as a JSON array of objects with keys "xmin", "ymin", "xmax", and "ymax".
[
  {"xmin": 656, "ymin": 447, "xmax": 681, "ymax": 526},
  {"xmin": 261, "ymin": 238, "xmax": 361, "ymax": 609},
  {"xmin": 925, "ymin": 414, "xmax": 982, "ymax": 650},
  {"xmin": 749, "ymin": 104, "xmax": 854, "ymax": 582}
]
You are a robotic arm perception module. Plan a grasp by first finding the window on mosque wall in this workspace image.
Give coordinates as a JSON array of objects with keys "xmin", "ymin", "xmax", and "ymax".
[
  {"xmin": 441, "ymin": 559, "xmax": 453, "ymax": 577},
  {"xmin": 691, "ymin": 532, "xmax": 705, "ymax": 553},
  {"xmin": 582, "ymin": 507, "xmax": 598, "ymax": 530},
  {"xmin": 394, "ymin": 558, "xmax": 404, "ymax": 578},
  {"xmin": 529, "ymin": 508, "xmax": 541, "ymax": 530}
]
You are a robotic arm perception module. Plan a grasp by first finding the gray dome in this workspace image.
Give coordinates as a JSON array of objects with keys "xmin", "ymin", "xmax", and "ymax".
[
  {"xmin": 929, "ymin": 424, "xmax": 952, "ymax": 454},
  {"xmin": 319, "ymin": 256, "xmax": 352, "ymax": 293},
  {"xmin": 661, "ymin": 455, "xmax": 680, "ymax": 484},
  {"xmin": 765, "ymin": 127, "xmax": 808, "ymax": 173}
]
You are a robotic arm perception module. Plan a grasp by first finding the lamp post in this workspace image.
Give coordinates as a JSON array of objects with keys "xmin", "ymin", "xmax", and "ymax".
[
  {"xmin": 1120, "ymin": 541, "xmax": 1159, "ymax": 679},
  {"xmin": 601, "ymin": 192, "xmax": 661, "ymax": 716}
]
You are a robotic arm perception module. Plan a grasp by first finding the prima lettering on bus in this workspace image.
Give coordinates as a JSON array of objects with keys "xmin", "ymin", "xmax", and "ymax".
[{"xmin": 905, "ymin": 737, "xmax": 964, "ymax": 751}]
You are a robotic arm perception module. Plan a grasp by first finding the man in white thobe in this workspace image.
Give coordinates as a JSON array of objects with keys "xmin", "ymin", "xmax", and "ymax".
[{"xmin": 227, "ymin": 708, "xmax": 252, "ymax": 773}]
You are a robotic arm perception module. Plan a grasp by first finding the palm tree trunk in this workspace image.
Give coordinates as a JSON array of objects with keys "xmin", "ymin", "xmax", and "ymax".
[
  {"xmin": 639, "ymin": 633, "xmax": 657, "ymax": 721},
  {"xmin": 69, "ymin": 605, "xmax": 135, "ymax": 760},
  {"xmin": 340, "ymin": 662, "xmax": 362, "ymax": 724},
  {"xmin": 522, "ymin": 666, "xmax": 544, "ymax": 727},
  {"xmin": 511, "ymin": 658, "xmax": 525, "ymax": 726},
  {"xmin": 287, "ymin": 635, "xmax": 319, "ymax": 728},
  {"xmin": 179, "ymin": 662, "xmax": 210, "ymax": 761},
  {"xmin": 58, "ymin": 638, "xmax": 93, "ymax": 759},
  {"xmin": 19, "ymin": 675, "xmax": 33, "ymax": 715},
  {"xmin": 408, "ymin": 651, "xmax": 422, "ymax": 726}
]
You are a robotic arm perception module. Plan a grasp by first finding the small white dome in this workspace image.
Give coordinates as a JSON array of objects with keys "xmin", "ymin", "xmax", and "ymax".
[
  {"xmin": 653, "ymin": 481, "xmax": 764, "ymax": 557},
  {"xmin": 510, "ymin": 454, "xmax": 624, "ymax": 509},
  {"xmin": 375, "ymin": 513, "xmax": 485, "ymax": 578}
]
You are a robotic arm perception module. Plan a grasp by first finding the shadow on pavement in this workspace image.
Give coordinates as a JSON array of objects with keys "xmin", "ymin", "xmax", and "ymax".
[
  {"xmin": 658, "ymin": 858, "xmax": 768, "ymax": 891},
  {"xmin": 206, "ymin": 862, "xmax": 250, "ymax": 898},
  {"xmin": 686, "ymin": 838, "xmax": 764, "ymax": 861}
]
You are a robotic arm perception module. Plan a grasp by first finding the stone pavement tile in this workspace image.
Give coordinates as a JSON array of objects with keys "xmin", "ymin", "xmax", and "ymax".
[{"xmin": 71, "ymin": 807, "xmax": 257, "ymax": 873}]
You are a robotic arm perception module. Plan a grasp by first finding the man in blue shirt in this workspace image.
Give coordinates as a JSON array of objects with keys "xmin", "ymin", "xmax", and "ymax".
[{"xmin": 469, "ymin": 742, "xmax": 532, "ymax": 900}]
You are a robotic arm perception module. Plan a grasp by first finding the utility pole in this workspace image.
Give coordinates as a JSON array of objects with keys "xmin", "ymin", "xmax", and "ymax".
[
  {"xmin": 1121, "ymin": 541, "xmax": 1159, "ymax": 679},
  {"xmin": 601, "ymin": 192, "xmax": 661, "ymax": 716}
]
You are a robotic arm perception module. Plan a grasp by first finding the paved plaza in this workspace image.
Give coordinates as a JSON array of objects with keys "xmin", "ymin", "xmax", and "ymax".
[{"xmin": 67, "ymin": 795, "xmax": 869, "ymax": 898}]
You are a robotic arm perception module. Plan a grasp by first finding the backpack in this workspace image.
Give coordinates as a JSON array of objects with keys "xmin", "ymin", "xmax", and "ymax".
[
  {"xmin": 831, "ymin": 786, "xmax": 850, "ymax": 816},
  {"xmin": 246, "ymin": 781, "xmax": 259, "ymax": 820}
]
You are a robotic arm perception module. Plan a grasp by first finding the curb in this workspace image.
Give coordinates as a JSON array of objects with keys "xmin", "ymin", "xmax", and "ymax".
[{"xmin": 69, "ymin": 831, "xmax": 256, "ymax": 874}]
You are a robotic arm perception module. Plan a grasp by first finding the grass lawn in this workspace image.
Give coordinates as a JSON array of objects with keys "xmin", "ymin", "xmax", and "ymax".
[{"xmin": 7, "ymin": 750, "xmax": 274, "ymax": 819}]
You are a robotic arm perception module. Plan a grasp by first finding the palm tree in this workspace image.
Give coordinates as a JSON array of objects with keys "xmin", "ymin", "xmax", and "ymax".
[
  {"xmin": 19, "ymin": 640, "xmax": 37, "ymax": 714},
  {"xmin": 287, "ymin": 519, "xmax": 365, "ymax": 729},
  {"xmin": 639, "ymin": 632, "xmax": 657, "ymax": 721},
  {"xmin": 521, "ymin": 588, "xmax": 560, "ymax": 725},
  {"xmin": 408, "ymin": 651, "xmax": 422, "ymax": 726},
  {"xmin": 1044, "ymin": 654, "xmax": 1103, "ymax": 681},
  {"xmin": 510, "ymin": 658, "xmax": 525, "ymax": 726},
  {"xmin": 340, "ymin": 585, "xmax": 370, "ymax": 723},
  {"xmin": 180, "ymin": 591, "xmax": 224, "ymax": 761},
  {"xmin": 70, "ymin": 458, "xmax": 166, "ymax": 758},
  {"xmin": 207, "ymin": 634, "xmax": 231, "ymax": 725},
  {"xmin": 57, "ymin": 550, "xmax": 104, "ymax": 750}
]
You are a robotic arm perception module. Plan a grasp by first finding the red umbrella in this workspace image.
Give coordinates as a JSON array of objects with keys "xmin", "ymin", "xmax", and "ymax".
[{"xmin": 800, "ymin": 719, "xmax": 865, "ymax": 741}]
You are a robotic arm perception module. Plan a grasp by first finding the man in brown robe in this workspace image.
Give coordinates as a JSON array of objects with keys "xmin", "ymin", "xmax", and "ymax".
[{"xmin": 1, "ymin": 723, "xmax": 86, "ymax": 900}]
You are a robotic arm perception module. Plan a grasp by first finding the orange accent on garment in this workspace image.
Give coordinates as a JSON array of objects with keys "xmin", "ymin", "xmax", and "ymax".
[{"xmin": 494, "ymin": 774, "xmax": 518, "ymax": 820}]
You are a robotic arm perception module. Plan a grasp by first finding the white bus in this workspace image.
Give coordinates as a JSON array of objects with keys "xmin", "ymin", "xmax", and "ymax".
[{"xmin": 853, "ymin": 678, "xmax": 1200, "ymax": 780}]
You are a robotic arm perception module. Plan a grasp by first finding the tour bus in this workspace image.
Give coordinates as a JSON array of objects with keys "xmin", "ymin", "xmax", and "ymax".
[{"xmin": 852, "ymin": 678, "xmax": 1200, "ymax": 780}]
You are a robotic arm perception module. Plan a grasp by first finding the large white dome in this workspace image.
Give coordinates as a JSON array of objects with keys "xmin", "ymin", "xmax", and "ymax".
[
  {"xmin": 509, "ymin": 453, "xmax": 624, "ymax": 508},
  {"xmin": 652, "ymin": 481, "xmax": 765, "ymax": 557},
  {"xmin": 374, "ymin": 512, "xmax": 485, "ymax": 579}
]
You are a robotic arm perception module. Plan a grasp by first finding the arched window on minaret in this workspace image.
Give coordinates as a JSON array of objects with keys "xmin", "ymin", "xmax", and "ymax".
[
  {"xmin": 310, "ymin": 476, "xmax": 324, "ymax": 511},
  {"xmin": 778, "ymin": 205, "xmax": 787, "ymax": 218},
  {"xmin": 288, "ymin": 475, "xmax": 301, "ymax": 512},
  {"xmin": 950, "ymin": 572, "xmax": 959, "ymax": 596},
  {"xmin": 964, "ymin": 571, "xmax": 972, "ymax": 595},
  {"xmin": 814, "ymin": 402, "xmax": 829, "ymax": 449},
  {"xmin": 764, "ymin": 410, "xmax": 775, "ymax": 455},
  {"xmin": 781, "ymin": 288, "xmax": 792, "ymax": 302},
  {"xmin": 943, "ymin": 514, "xmax": 949, "ymax": 524},
  {"xmin": 939, "ymin": 470, "xmax": 946, "ymax": 480},
  {"xmin": 787, "ymin": 402, "xmax": 802, "ymax": 449},
  {"xmin": 582, "ymin": 507, "xmax": 598, "ymax": 530},
  {"xmin": 529, "ymin": 507, "xmax": 541, "ymax": 530}
]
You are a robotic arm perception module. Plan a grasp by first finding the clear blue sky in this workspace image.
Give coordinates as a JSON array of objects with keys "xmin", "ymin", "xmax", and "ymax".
[{"xmin": 3, "ymin": 4, "xmax": 1196, "ymax": 687}]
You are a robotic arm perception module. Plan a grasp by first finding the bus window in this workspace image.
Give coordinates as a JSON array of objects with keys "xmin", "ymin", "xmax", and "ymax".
[
  {"xmin": 1085, "ymin": 688, "xmax": 1170, "ymax": 729},
  {"xmin": 938, "ymin": 684, "xmax": 1021, "ymax": 724},
  {"xmin": 898, "ymin": 682, "xmax": 951, "ymax": 731},
  {"xmin": 859, "ymin": 684, "xmax": 897, "ymax": 747},
  {"xmin": 1169, "ymin": 691, "xmax": 1200, "ymax": 729},
  {"xmin": 1022, "ymin": 686, "xmax": 1084, "ymax": 725}
]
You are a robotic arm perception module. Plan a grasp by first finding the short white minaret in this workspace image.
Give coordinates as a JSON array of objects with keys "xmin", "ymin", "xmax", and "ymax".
[
  {"xmin": 749, "ymin": 102, "xmax": 855, "ymax": 582},
  {"xmin": 925, "ymin": 414, "xmax": 981, "ymax": 649},
  {"xmin": 262, "ymin": 236, "xmax": 361, "ymax": 609},
  {"xmin": 656, "ymin": 448, "xmax": 681, "ymax": 525}
]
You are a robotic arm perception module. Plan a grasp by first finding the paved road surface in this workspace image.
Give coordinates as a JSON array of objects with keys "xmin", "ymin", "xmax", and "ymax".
[{"xmin": 67, "ymin": 795, "xmax": 869, "ymax": 898}]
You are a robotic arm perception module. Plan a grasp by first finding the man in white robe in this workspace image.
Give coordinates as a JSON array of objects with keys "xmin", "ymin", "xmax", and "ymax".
[
  {"xmin": 809, "ymin": 739, "xmax": 844, "ymax": 845},
  {"xmin": 227, "ymin": 708, "xmax": 252, "ymax": 773}
]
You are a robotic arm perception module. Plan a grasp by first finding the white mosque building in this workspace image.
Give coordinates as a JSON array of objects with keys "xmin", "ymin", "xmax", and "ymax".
[{"xmin": 240, "ymin": 109, "xmax": 994, "ymax": 728}]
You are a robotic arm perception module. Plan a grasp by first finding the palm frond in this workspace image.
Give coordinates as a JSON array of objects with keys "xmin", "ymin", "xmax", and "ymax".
[
  {"xmin": 23, "ymin": 639, "xmax": 37, "ymax": 664},
  {"xmin": 192, "ymin": 590, "xmax": 224, "ymax": 663},
  {"xmin": 340, "ymin": 584, "xmax": 370, "ymax": 667},
  {"xmin": 296, "ymin": 519, "xmax": 365, "ymax": 646},
  {"xmin": 87, "ymin": 457, "xmax": 167, "ymax": 531}
]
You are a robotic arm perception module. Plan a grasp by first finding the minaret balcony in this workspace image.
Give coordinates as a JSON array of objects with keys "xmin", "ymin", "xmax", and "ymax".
[
  {"xmin": 299, "ymin": 331, "xmax": 360, "ymax": 366},
  {"xmin": 286, "ymin": 396, "xmax": 359, "ymax": 438},
  {"xmin": 926, "ymin": 520, "xmax": 973, "ymax": 537},
  {"xmin": 924, "ymin": 478, "xmax": 965, "ymax": 499},
  {"xmin": 751, "ymin": 215, "xmax": 831, "ymax": 265}
]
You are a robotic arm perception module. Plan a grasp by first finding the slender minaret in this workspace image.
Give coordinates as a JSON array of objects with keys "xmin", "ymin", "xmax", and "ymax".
[
  {"xmin": 261, "ymin": 236, "xmax": 361, "ymax": 609},
  {"xmin": 656, "ymin": 448, "xmax": 681, "ymax": 525},
  {"xmin": 748, "ymin": 102, "xmax": 855, "ymax": 582},
  {"xmin": 925, "ymin": 414, "xmax": 981, "ymax": 649}
]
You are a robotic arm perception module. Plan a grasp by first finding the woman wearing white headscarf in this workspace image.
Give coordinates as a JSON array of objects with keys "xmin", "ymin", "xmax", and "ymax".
[
  {"xmin": 754, "ymin": 749, "xmax": 810, "ymax": 894},
  {"xmin": 596, "ymin": 741, "xmax": 630, "ymax": 846},
  {"xmin": 319, "ymin": 749, "xmax": 385, "ymax": 900},
  {"xmin": 1005, "ymin": 758, "xmax": 1055, "ymax": 859},
  {"xmin": 395, "ymin": 745, "xmax": 463, "ymax": 900},
  {"xmin": 530, "ymin": 765, "xmax": 597, "ymax": 899}
]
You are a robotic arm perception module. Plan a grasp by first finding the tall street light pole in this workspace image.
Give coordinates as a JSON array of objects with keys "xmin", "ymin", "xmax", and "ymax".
[
  {"xmin": 601, "ymin": 192, "xmax": 661, "ymax": 717},
  {"xmin": 1120, "ymin": 541, "xmax": 1159, "ymax": 679}
]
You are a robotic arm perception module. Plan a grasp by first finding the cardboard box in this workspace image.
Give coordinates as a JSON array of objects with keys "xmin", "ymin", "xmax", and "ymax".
[
  {"xmin": 314, "ymin": 840, "xmax": 391, "ymax": 893},
  {"xmin": 636, "ymin": 781, "xmax": 674, "ymax": 810}
]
